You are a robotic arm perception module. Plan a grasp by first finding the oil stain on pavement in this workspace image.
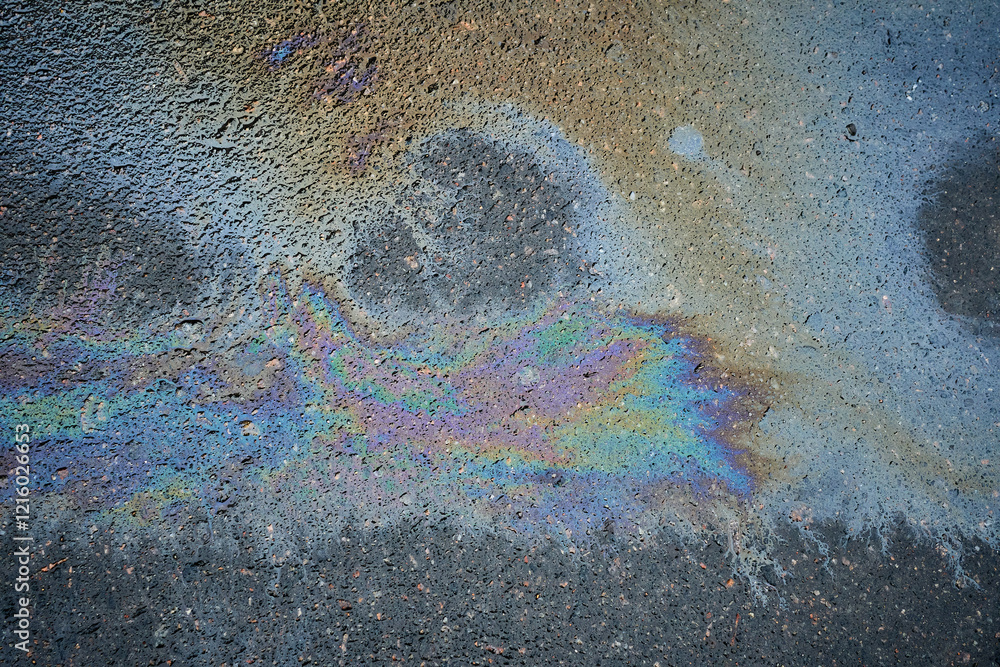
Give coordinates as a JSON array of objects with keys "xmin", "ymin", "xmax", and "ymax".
[{"xmin": 0, "ymin": 0, "xmax": 998, "ymax": 664}]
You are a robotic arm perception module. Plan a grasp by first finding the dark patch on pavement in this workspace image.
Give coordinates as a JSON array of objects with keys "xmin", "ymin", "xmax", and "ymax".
[
  {"xmin": 918, "ymin": 140, "xmax": 1000, "ymax": 332},
  {"xmin": 0, "ymin": 181, "xmax": 207, "ymax": 324},
  {"xmin": 348, "ymin": 129, "xmax": 585, "ymax": 319}
]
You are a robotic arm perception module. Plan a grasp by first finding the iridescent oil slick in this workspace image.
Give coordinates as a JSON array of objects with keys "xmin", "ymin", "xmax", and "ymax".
[
  {"xmin": 1, "ymin": 0, "xmax": 998, "ymax": 618},
  {"xmin": 0, "ymin": 118, "xmax": 772, "ymax": 545}
]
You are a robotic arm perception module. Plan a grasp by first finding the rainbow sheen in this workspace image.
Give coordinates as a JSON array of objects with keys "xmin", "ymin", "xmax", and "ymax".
[{"xmin": 0, "ymin": 265, "xmax": 757, "ymax": 535}]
